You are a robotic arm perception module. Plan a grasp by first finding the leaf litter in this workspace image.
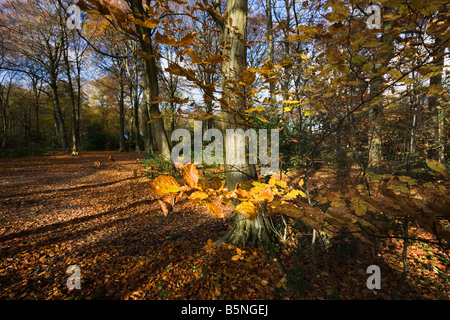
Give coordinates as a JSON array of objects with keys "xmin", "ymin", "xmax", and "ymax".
[{"xmin": 0, "ymin": 152, "xmax": 448, "ymax": 300}]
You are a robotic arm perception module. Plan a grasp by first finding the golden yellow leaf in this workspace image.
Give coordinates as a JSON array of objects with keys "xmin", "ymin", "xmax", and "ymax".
[
  {"xmin": 150, "ymin": 176, "xmax": 180, "ymax": 195},
  {"xmin": 242, "ymin": 69, "xmax": 256, "ymax": 85},
  {"xmin": 351, "ymin": 198, "xmax": 367, "ymax": 216},
  {"xmin": 189, "ymin": 191, "xmax": 209, "ymax": 202},
  {"xmin": 183, "ymin": 163, "xmax": 199, "ymax": 187},
  {"xmin": 178, "ymin": 32, "xmax": 196, "ymax": 47},
  {"xmin": 206, "ymin": 202, "xmax": 224, "ymax": 218},
  {"xmin": 135, "ymin": 49, "xmax": 155, "ymax": 60},
  {"xmin": 236, "ymin": 201, "xmax": 257, "ymax": 220}
]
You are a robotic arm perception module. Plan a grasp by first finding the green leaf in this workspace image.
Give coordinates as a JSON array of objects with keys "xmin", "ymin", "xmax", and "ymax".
[
  {"xmin": 391, "ymin": 185, "xmax": 410, "ymax": 194},
  {"xmin": 426, "ymin": 159, "xmax": 446, "ymax": 174},
  {"xmin": 368, "ymin": 172, "xmax": 383, "ymax": 180},
  {"xmin": 350, "ymin": 55, "xmax": 366, "ymax": 64},
  {"xmin": 429, "ymin": 84, "xmax": 443, "ymax": 94},
  {"xmin": 351, "ymin": 198, "xmax": 367, "ymax": 216},
  {"xmin": 362, "ymin": 41, "xmax": 380, "ymax": 48},
  {"xmin": 388, "ymin": 69, "xmax": 402, "ymax": 80}
]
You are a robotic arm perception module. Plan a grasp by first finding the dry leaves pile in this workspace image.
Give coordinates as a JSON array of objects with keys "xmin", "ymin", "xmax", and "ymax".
[{"xmin": 0, "ymin": 152, "xmax": 448, "ymax": 300}]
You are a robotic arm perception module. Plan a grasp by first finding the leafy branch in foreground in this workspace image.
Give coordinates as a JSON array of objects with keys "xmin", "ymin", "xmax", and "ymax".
[{"xmin": 149, "ymin": 160, "xmax": 450, "ymax": 246}]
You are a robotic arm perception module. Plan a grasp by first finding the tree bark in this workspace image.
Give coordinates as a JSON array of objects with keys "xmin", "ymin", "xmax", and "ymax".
[
  {"xmin": 367, "ymin": 103, "xmax": 382, "ymax": 170},
  {"xmin": 50, "ymin": 74, "xmax": 67, "ymax": 150},
  {"xmin": 266, "ymin": 0, "xmax": 275, "ymax": 106},
  {"xmin": 132, "ymin": 81, "xmax": 141, "ymax": 152},
  {"xmin": 127, "ymin": 0, "xmax": 171, "ymax": 158},
  {"xmin": 62, "ymin": 30, "xmax": 79, "ymax": 153},
  {"xmin": 118, "ymin": 65, "xmax": 125, "ymax": 152},
  {"xmin": 214, "ymin": 0, "xmax": 276, "ymax": 249},
  {"xmin": 367, "ymin": 6, "xmax": 395, "ymax": 171},
  {"xmin": 429, "ymin": 37, "xmax": 445, "ymax": 163}
]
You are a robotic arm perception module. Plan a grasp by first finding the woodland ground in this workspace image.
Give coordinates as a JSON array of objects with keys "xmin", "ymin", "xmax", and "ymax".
[{"xmin": 0, "ymin": 151, "xmax": 448, "ymax": 300}]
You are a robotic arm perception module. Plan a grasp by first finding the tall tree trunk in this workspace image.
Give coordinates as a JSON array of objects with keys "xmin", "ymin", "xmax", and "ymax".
[
  {"xmin": 1, "ymin": 111, "xmax": 6, "ymax": 149},
  {"xmin": 133, "ymin": 81, "xmax": 141, "ymax": 152},
  {"xmin": 125, "ymin": 48, "xmax": 141, "ymax": 153},
  {"xmin": 75, "ymin": 51, "xmax": 82, "ymax": 150},
  {"xmin": 429, "ymin": 36, "xmax": 445, "ymax": 163},
  {"xmin": 31, "ymin": 76, "xmax": 41, "ymax": 142},
  {"xmin": 50, "ymin": 74, "xmax": 67, "ymax": 150},
  {"xmin": 367, "ymin": 102, "xmax": 382, "ymax": 170},
  {"xmin": 62, "ymin": 31, "xmax": 79, "ymax": 154},
  {"xmin": 128, "ymin": 0, "xmax": 171, "ymax": 158},
  {"xmin": 141, "ymin": 69, "xmax": 154, "ymax": 156},
  {"xmin": 143, "ymin": 53, "xmax": 170, "ymax": 157},
  {"xmin": 215, "ymin": 0, "xmax": 276, "ymax": 249},
  {"xmin": 266, "ymin": 0, "xmax": 275, "ymax": 107},
  {"xmin": 367, "ymin": 6, "xmax": 395, "ymax": 171},
  {"xmin": 118, "ymin": 65, "xmax": 125, "ymax": 152}
]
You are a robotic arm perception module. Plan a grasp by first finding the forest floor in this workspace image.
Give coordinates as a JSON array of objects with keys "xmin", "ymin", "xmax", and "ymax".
[{"xmin": 0, "ymin": 151, "xmax": 448, "ymax": 300}]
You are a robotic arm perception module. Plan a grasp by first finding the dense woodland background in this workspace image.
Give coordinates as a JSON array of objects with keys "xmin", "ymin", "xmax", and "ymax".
[{"xmin": 0, "ymin": 0, "xmax": 449, "ymax": 300}]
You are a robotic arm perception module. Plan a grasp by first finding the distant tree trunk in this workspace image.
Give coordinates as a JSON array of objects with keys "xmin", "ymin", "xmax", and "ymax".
[
  {"xmin": 30, "ymin": 76, "xmax": 41, "ymax": 142},
  {"xmin": 143, "ymin": 55, "xmax": 170, "ymax": 157},
  {"xmin": 49, "ymin": 73, "xmax": 67, "ymax": 150},
  {"xmin": 124, "ymin": 47, "xmax": 141, "ymax": 153},
  {"xmin": 132, "ymin": 82, "xmax": 141, "ymax": 152},
  {"xmin": 367, "ymin": 103, "xmax": 382, "ymax": 170},
  {"xmin": 141, "ymin": 70, "xmax": 154, "ymax": 156},
  {"xmin": 1, "ymin": 112, "xmax": 6, "ymax": 149},
  {"xmin": 75, "ymin": 49, "xmax": 82, "ymax": 150},
  {"xmin": 336, "ymin": 124, "xmax": 350, "ymax": 177},
  {"xmin": 118, "ymin": 65, "xmax": 125, "ymax": 152},
  {"xmin": 0, "ymin": 79, "xmax": 12, "ymax": 149},
  {"xmin": 132, "ymin": 63, "xmax": 141, "ymax": 153},
  {"xmin": 266, "ymin": 0, "xmax": 275, "ymax": 106},
  {"xmin": 45, "ymin": 29, "xmax": 66, "ymax": 150}
]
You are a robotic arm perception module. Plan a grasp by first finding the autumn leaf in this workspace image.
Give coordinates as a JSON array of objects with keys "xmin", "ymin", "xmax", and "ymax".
[
  {"xmin": 154, "ymin": 32, "xmax": 177, "ymax": 46},
  {"xmin": 183, "ymin": 163, "xmax": 199, "ymax": 188},
  {"xmin": 426, "ymin": 159, "xmax": 446, "ymax": 175},
  {"xmin": 236, "ymin": 201, "xmax": 257, "ymax": 220},
  {"xmin": 178, "ymin": 32, "xmax": 196, "ymax": 47},
  {"xmin": 328, "ymin": 205, "xmax": 354, "ymax": 224},
  {"xmin": 350, "ymin": 198, "xmax": 367, "ymax": 216},
  {"xmin": 428, "ymin": 84, "xmax": 443, "ymax": 94},
  {"xmin": 204, "ymin": 239, "xmax": 217, "ymax": 254},
  {"xmin": 131, "ymin": 16, "xmax": 159, "ymax": 29},
  {"xmin": 231, "ymin": 254, "xmax": 241, "ymax": 261},
  {"xmin": 158, "ymin": 195, "xmax": 176, "ymax": 216},
  {"xmin": 205, "ymin": 202, "xmax": 224, "ymax": 218},
  {"xmin": 388, "ymin": 69, "xmax": 403, "ymax": 80},
  {"xmin": 242, "ymin": 69, "xmax": 256, "ymax": 85},
  {"xmin": 285, "ymin": 189, "xmax": 307, "ymax": 200},
  {"xmin": 245, "ymin": 105, "xmax": 264, "ymax": 113},
  {"xmin": 324, "ymin": 0, "xmax": 349, "ymax": 23},
  {"xmin": 150, "ymin": 175, "xmax": 181, "ymax": 195},
  {"xmin": 252, "ymin": 185, "xmax": 275, "ymax": 203},
  {"xmin": 189, "ymin": 191, "xmax": 209, "ymax": 203},
  {"xmin": 255, "ymin": 116, "xmax": 269, "ymax": 123},
  {"xmin": 206, "ymin": 177, "xmax": 224, "ymax": 191},
  {"xmin": 135, "ymin": 49, "xmax": 155, "ymax": 60}
]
